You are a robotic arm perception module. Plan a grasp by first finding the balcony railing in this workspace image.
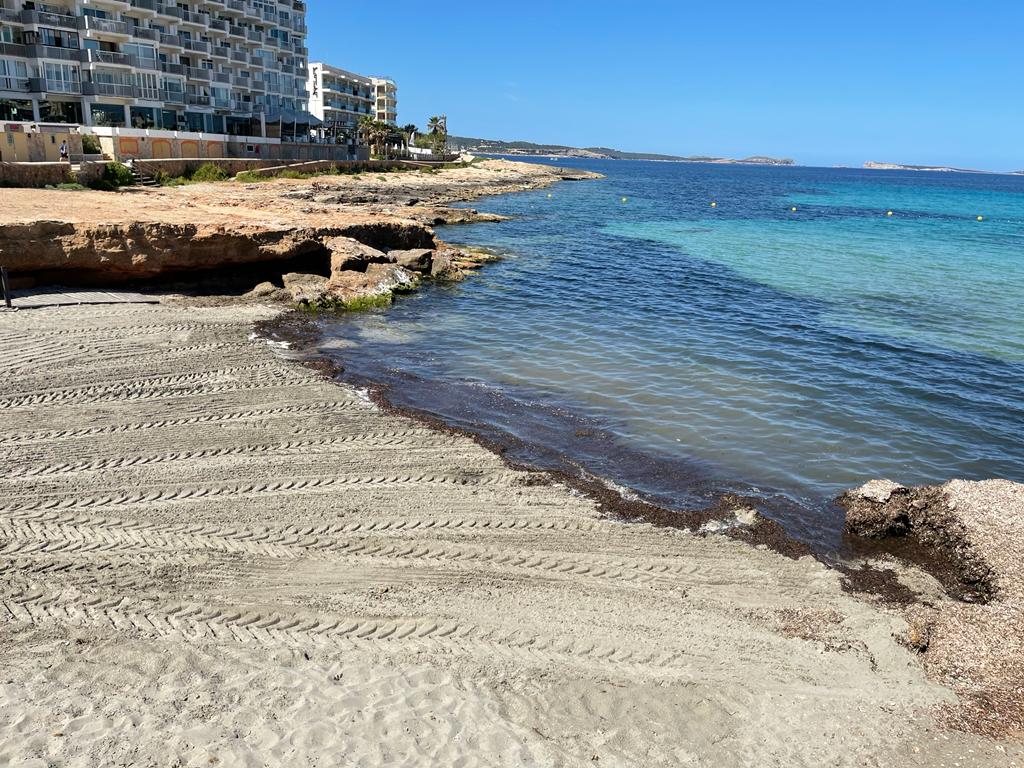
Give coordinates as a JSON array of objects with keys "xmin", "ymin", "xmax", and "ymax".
[
  {"xmin": 19, "ymin": 10, "xmax": 78, "ymax": 29},
  {"xmin": 82, "ymin": 81, "xmax": 136, "ymax": 98},
  {"xmin": 162, "ymin": 88, "xmax": 186, "ymax": 103},
  {"xmin": 78, "ymin": 16, "xmax": 130, "ymax": 36}
]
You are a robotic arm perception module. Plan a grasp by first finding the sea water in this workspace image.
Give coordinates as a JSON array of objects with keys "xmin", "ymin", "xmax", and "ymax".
[{"xmin": 314, "ymin": 160, "xmax": 1024, "ymax": 546}]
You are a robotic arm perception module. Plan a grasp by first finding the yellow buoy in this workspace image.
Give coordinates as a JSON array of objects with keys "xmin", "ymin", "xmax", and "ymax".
[
  {"xmin": 711, "ymin": 201, "xmax": 717, "ymax": 208},
  {"xmin": 621, "ymin": 196, "xmax": 628, "ymax": 203},
  {"xmin": 886, "ymin": 210, "xmax": 894, "ymax": 217},
  {"xmin": 977, "ymin": 215, "xmax": 984, "ymax": 221},
  {"xmin": 791, "ymin": 206, "xmax": 797, "ymax": 212},
  {"xmin": 547, "ymin": 193, "xmax": 552, "ymax": 199}
]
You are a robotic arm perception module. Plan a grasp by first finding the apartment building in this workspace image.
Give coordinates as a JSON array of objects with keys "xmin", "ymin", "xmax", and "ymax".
[
  {"xmin": 370, "ymin": 76, "xmax": 395, "ymax": 124},
  {"xmin": 0, "ymin": 0, "xmax": 309, "ymax": 138}
]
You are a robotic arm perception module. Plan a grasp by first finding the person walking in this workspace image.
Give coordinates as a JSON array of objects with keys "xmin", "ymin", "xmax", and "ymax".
[{"xmin": 59, "ymin": 139, "xmax": 69, "ymax": 162}]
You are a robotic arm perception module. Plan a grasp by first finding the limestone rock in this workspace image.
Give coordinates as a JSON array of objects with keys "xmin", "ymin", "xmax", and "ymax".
[
  {"xmin": 389, "ymin": 248, "xmax": 433, "ymax": 273},
  {"xmin": 245, "ymin": 281, "xmax": 279, "ymax": 298},
  {"xmin": 323, "ymin": 236, "xmax": 393, "ymax": 273},
  {"xmin": 282, "ymin": 272, "xmax": 329, "ymax": 305},
  {"xmin": 327, "ymin": 263, "xmax": 419, "ymax": 304}
]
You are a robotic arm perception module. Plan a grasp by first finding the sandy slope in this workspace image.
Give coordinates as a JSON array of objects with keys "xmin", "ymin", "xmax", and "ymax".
[{"xmin": 0, "ymin": 302, "xmax": 1019, "ymax": 767}]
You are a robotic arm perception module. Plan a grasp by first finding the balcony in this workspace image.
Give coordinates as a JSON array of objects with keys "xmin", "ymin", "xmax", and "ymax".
[
  {"xmin": 78, "ymin": 17, "xmax": 131, "ymax": 37},
  {"xmin": 186, "ymin": 93, "xmax": 212, "ymax": 106},
  {"xmin": 182, "ymin": 38, "xmax": 211, "ymax": 53},
  {"xmin": 30, "ymin": 76, "xmax": 82, "ymax": 94},
  {"xmin": 186, "ymin": 66, "xmax": 212, "ymax": 81},
  {"xmin": 162, "ymin": 88, "xmax": 186, "ymax": 104},
  {"xmin": 18, "ymin": 10, "xmax": 78, "ymax": 29},
  {"xmin": 129, "ymin": 0, "xmax": 160, "ymax": 12},
  {"xmin": 131, "ymin": 27, "xmax": 159, "ymax": 41},
  {"xmin": 161, "ymin": 62, "xmax": 186, "ymax": 75},
  {"xmin": 82, "ymin": 81, "xmax": 137, "ymax": 98},
  {"xmin": 80, "ymin": 49, "xmax": 131, "ymax": 67},
  {"xmin": 30, "ymin": 44, "xmax": 81, "ymax": 62},
  {"xmin": 159, "ymin": 33, "xmax": 184, "ymax": 48}
]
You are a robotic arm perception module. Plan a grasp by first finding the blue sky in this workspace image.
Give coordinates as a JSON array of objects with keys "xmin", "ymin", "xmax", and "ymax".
[{"xmin": 307, "ymin": 1, "xmax": 1023, "ymax": 171}]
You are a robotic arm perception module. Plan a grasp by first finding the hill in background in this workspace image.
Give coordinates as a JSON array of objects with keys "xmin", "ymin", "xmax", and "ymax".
[{"xmin": 446, "ymin": 136, "xmax": 795, "ymax": 165}]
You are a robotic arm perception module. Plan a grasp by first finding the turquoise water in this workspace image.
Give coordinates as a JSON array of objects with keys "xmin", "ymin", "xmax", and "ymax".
[{"xmin": 314, "ymin": 161, "xmax": 1024, "ymax": 544}]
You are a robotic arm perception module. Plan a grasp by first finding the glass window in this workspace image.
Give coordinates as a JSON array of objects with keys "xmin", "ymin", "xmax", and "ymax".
[
  {"xmin": 130, "ymin": 106, "xmax": 156, "ymax": 129},
  {"xmin": 0, "ymin": 98, "xmax": 33, "ymax": 121},
  {"xmin": 91, "ymin": 103, "xmax": 126, "ymax": 127},
  {"xmin": 38, "ymin": 100, "xmax": 83, "ymax": 124}
]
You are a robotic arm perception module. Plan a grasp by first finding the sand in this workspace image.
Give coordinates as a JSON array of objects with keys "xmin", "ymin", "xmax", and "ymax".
[{"xmin": 0, "ymin": 300, "xmax": 1020, "ymax": 767}]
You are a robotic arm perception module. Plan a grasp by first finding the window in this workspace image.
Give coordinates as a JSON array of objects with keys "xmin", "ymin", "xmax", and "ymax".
[
  {"xmin": 36, "ymin": 28, "xmax": 79, "ymax": 49},
  {"xmin": 0, "ymin": 57, "xmax": 27, "ymax": 90},
  {"xmin": 39, "ymin": 100, "xmax": 83, "ymax": 124},
  {"xmin": 91, "ymin": 103, "xmax": 126, "ymax": 127},
  {"xmin": 0, "ymin": 98, "xmax": 33, "ymax": 121},
  {"xmin": 43, "ymin": 62, "xmax": 80, "ymax": 93},
  {"xmin": 123, "ymin": 42, "xmax": 157, "ymax": 62},
  {"xmin": 134, "ymin": 72, "xmax": 159, "ymax": 100}
]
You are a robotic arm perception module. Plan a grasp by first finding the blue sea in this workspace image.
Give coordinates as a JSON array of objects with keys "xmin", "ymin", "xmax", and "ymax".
[{"xmin": 313, "ymin": 160, "xmax": 1024, "ymax": 546}]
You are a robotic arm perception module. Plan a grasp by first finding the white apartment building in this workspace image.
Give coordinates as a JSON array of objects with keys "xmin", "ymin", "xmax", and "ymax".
[
  {"xmin": 307, "ymin": 61, "xmax": 396, "ymax": 138},
  {"xmin": 0, "ymin": 0, "xmax": 309, "ymax": 138}
]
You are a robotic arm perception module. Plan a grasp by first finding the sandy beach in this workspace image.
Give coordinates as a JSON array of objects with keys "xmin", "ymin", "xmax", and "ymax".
[{"xmin": 1, "ymin": 163, "xmax": 1021, "ymax": 766}]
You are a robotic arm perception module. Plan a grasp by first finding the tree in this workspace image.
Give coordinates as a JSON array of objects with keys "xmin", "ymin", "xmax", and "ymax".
[
  {"xmin": 425, "ymin": 115, "xmax": 448, "ymax": 157},
  {"xmin": 358, "ymin": 116, "xmax": 391, "ymax": 158}
]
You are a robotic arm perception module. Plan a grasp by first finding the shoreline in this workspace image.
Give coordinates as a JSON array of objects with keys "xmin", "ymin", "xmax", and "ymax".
[{"xmin": 1, "ymin": 159, "xmax": 1022, "ymax": 762}]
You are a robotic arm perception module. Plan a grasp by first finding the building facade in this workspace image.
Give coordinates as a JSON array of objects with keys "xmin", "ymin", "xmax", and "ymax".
[{"xmin": 0, "ymin": 0, "xmax": 308, "ymax": 138}]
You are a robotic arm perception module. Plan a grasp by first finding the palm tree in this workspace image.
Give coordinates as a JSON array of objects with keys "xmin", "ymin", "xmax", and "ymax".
[
  {"xmin": 358, "ymin": 116, "xmax": 391, "ymax": 158},
  {"xmin": 425, "ymin": 115, "xmax": 448, "ymax": 157}
]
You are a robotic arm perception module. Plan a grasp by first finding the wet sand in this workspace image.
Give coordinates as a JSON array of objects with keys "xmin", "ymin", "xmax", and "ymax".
[{"xmin": 0, "ymin": 299, "xmax": 1020, "ymax": 767}]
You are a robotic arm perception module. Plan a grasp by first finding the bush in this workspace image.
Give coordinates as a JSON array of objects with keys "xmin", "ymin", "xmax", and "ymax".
[
  {"xmin": 190, "ymin": 163, "xmax": 229, "ymax": 183},
  {"xmin": 234, "ymin": 170, "xmax": 264, "ymax": 183},
  {"xmin": 87, "ymin": 162, "xmax": 135, "ymax": 191},
  {"xmin": 81, "ymin": 134, "xmax": 102, "ymax": 155}
]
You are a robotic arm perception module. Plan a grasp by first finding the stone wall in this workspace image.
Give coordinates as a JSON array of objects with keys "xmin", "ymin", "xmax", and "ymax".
[
  {"xmin": 131, "ymin": 158, "xmax": 283, "ymax": 179},
  {"xmin": 0, "ymin": 161, "xmax": 74, "ymax": 187}
]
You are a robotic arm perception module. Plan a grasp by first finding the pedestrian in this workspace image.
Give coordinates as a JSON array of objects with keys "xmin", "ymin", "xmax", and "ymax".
[{"xmin": 59, "ymin": 139, "xmax": 69, "ymax": 162}]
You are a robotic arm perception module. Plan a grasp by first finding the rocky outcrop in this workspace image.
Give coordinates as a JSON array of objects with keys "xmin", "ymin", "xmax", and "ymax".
[
  {"xmin": 324, "ymin": 236, "xmax": 393, "ymax": 272},
  {"xmin": 325, "ymin": 263, "xmax": 419, "ymax": 307}
]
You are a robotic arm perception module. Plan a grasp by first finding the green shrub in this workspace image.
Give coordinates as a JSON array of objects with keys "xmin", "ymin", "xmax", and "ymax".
[
  {"xmin": 234, "ymin": 170, "xmax": 265, "ymax": 182},
  {"xmin": 190, "ymin": 163, "xmax": 229, "ymax": 183},
  {"xmin": 81, "ymin": 134, "xmax": 102, "ymax": 155},
  {"xmin": 87, "ymin": 162, "xmax": 135, "ymax": 191},
  {"xmin": 54, "ymin": 182, "xmax": 88, "ymax": 191}
]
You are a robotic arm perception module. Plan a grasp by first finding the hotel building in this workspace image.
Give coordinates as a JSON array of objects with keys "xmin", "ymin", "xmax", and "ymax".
[
  {"xmin": 307, "ymin": 60, "xmax": 396, "ymax": 140},
  {"xmin": 0, "ymin": 0, "xmax": 309, "ymax": 137}
]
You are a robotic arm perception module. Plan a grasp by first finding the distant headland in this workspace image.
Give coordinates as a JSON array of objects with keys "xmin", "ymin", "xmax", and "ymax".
[
  {"xmin": 448, "ymin": 136, "xmax": 795, "ymax": 165},
  {"xmin": 864, "ymin": 161, "xmax": 1022, "ymax": 175}
]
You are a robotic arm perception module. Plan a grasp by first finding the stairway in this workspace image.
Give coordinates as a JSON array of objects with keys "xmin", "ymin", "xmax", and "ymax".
[{"xmin": 129, "ymin": 165, "xmax": 160, "ymax": 188}]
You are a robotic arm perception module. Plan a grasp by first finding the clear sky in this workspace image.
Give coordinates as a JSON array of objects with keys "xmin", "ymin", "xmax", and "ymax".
[{"xmin": 307, "ymin": 0, "xmax": 1024, "ymax": 171}]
